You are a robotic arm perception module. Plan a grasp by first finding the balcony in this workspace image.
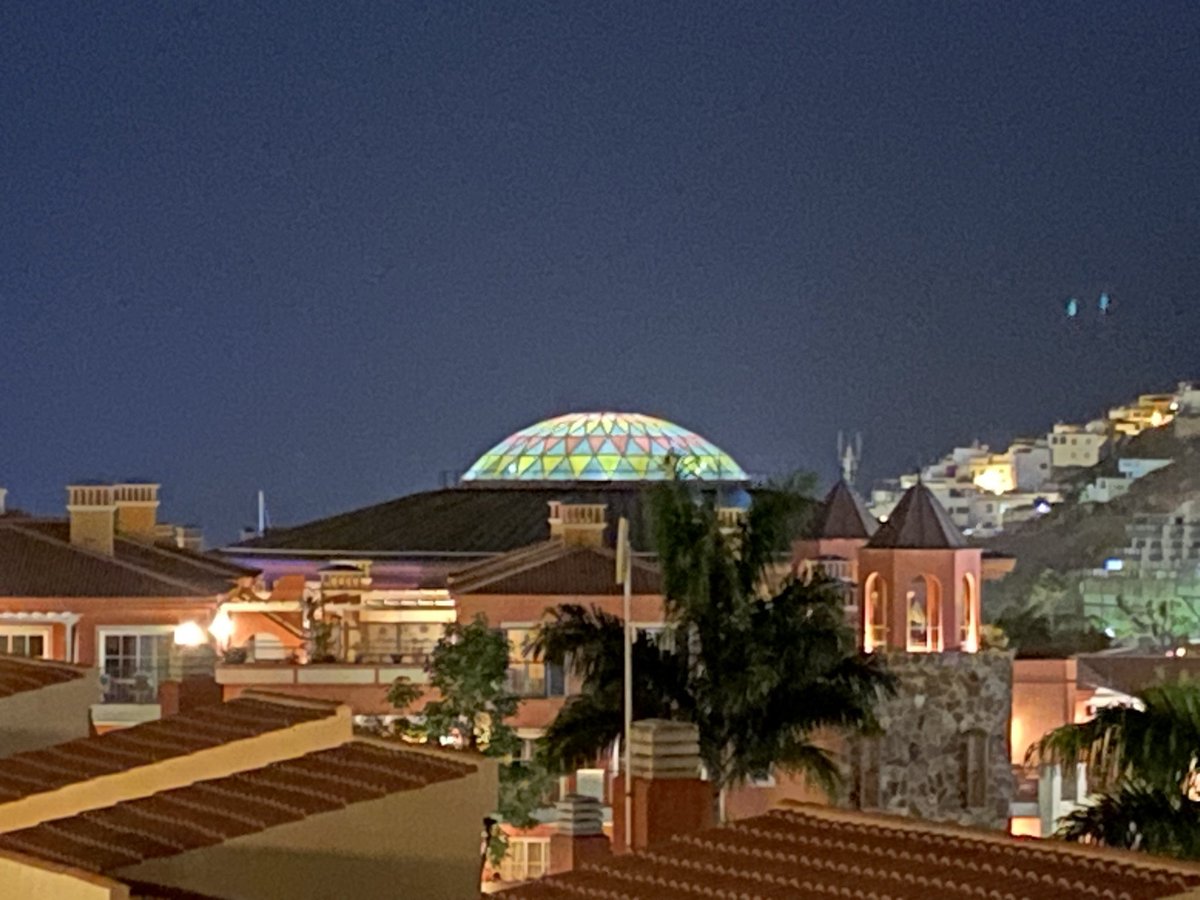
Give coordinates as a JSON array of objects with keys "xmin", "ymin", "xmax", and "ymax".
[{"xmin": 216, "ymin": 660, "xmax": 430, "ymax": 716}]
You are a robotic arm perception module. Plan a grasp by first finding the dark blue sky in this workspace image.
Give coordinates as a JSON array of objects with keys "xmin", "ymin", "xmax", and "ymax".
[{"xmin": 3, "ymin": 2, "xmax": 1198, "ymax": 542}]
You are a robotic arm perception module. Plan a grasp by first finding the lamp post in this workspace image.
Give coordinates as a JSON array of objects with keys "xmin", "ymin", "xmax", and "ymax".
[{"xmin": 615, "ymin": 516, "xmax": 633, "ymax": 852}]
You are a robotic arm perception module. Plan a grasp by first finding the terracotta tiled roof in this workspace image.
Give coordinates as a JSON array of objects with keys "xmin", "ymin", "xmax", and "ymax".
[
  {"xmin": 501, "ymin": 806, "xmax": 1200, "ymax": 899},
  {"xmin": 866, "ymin": 482, "xmax": 968, "ymax": 550},
  {"xmin": 0, "ymin": 520, "xmax": 257, "ymax": 598},
  {"xmin": 450, "ymin": 541, "xmax": 661, "ymax": 595},
  {"xmin": 0, "ymin": 656, "xmax": 88, "ymax": 699},
  {"xmin": 811, "ymin": 480, "xmax": 877, "ymax": 540},
  {"xmin": 0, "ymin": 742, "xmax": 477, "ymax": 874},
  {"xmin": 0, "ymin": 694, "xmax": 340, "ymax": 802}
]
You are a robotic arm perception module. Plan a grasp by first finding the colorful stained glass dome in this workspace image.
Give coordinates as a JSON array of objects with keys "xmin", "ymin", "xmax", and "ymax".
[{"xmin": 462, "ymin": 412, "xmax": 748, "ymax": 483}]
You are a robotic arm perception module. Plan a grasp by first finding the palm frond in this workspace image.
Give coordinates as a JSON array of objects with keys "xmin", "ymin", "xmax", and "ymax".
[{"xmin": 1058, "ymin": 782, "xmax": 1200, "ymax": 860}]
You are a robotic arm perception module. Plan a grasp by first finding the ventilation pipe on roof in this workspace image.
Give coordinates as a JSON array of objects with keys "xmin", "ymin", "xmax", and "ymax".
[{"xmin": 0, "ymin": 487, "xmax": 6, "ymax": 516}]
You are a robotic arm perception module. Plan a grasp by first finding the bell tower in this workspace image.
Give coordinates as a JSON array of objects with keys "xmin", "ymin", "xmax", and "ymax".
[{"xmin": 857, "ymin": 482, "xmax": 981, "ymax": 654}]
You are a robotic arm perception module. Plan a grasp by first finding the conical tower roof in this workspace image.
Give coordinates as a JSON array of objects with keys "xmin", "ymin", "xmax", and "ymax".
[
  {"xmin": 866, "ymin": 482, "xmax": 967, "ymax": 549},
  {"xmin": 812, "ymin": 480, "xmax": 877, "ymax": 540}
]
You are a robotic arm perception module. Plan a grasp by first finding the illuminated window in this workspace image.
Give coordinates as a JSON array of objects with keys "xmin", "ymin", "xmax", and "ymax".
[
  {"xmin": 0, "ymin": 627, "xmax": 50, "ymax": 659},
  {"xmin": 960, "ymin": 574, "xmax": 977, "ymax": 651},
  {"xmin": 98, "ymin": 628, "xmax": 173, "ymax": 704},
  {"xmin": 906, "ymin": 576, "xmax": 941, "ymax": 652},
  {"xmin": 499, "ymin": 837, "xmax": 550, "ymax": 883},
  {"xmin": 505, "ymin": 628, "xmax": 565, "ymax": 698},
  {"xmin": 863, "ymin": 573, "xmax": 888, "ymax": 651}
]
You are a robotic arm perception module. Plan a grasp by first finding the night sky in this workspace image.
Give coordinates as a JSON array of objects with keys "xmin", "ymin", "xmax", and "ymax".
[{"xmin": 3, "ymin": 2, "xmax": 1198, "ymax": 542}]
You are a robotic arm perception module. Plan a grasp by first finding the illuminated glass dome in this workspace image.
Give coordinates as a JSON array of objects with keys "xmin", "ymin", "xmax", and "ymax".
[{"xmin": 462, "ymin": 412, "xmax": 748, "ymax": 483}]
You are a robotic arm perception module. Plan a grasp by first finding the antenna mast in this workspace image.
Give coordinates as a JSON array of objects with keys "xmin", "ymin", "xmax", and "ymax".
[{"xmin": 837, "ymin": 431, "xmax": 862, "ymax": 486}]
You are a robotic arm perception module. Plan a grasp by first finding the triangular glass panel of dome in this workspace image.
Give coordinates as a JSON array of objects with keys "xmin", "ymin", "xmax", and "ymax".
[
  {"xmin": 516, "ymin": 455, "xmax": 538, "ymax": 475},
  {"xmin": 543, "ymin": 438, "xmax": 564, "ymax": 455},
  {"xmin": 579, "ymin": 458, "xmax": 607, "ymax": 478},
  {"xmin": 610, "ymin": 435, "xmax": 629, "ymax": 453},
  {"xmin": 542, "ymin": 456, "xmax": 566, "ymax": 477},
  {"xmin": 564, "ymin": 436, "xmax": 583, "ymax": 454},
  {"xmin": 611, "ymin": 459, "xmax": 639, "ymax": 479},
  {"xmin": 587, "ymin": 435, "xmax": 607, "ymax": 452},
  {"xmin": 569, "ymin": 455, "xmax": 591, "ymax": 477},
  {"xmin": 595, "ymin": 438, "xmax": 619, "ymax": 455},
  {"xmin": 630, "ymin": 455, "xmax": 651, "ymax": 476},
  {"xmin": 597, "ymin": 454, "xmax": 621, "ymax": 475},
  {"xmin": 568, "ymin": 419, "xmax": 587, "ymax": 435},
  {"xmin": 633, "ymin": 436, "xmax": 651, "ymax": 453}
]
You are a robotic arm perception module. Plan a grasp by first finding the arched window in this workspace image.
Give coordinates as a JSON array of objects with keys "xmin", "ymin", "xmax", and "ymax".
[
  {"xmin": 906, "ymin": 575, "xmax": 941, "ymax": 652},
  {"xmin": 863, "ymin": 573, "xmax": 888, "ymax": 652},
  {"xmin": 960, "ymin": 573, "xmax": 978, "ymax": 652}
]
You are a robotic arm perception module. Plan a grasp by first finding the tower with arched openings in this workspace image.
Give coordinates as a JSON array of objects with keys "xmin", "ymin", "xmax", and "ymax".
[{"xmin": 857, "ymin": 482, "xmax": 982, "ymax": 655}]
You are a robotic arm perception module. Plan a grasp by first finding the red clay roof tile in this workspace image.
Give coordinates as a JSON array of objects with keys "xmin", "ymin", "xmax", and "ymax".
[
  {"xmin": 0, "ymin": 695, "xmax": 340, "ymax": 802},
  {"xmin": 0, "ymin": 656, "xmax": 88, "ymax": 699},
  {"xmin": 0, "ymin": 742, "xmax": 477, "ymax": 873},
  {"xmin": 502, "ymin": 806, "xmax": 1200, "ymax": 899}
]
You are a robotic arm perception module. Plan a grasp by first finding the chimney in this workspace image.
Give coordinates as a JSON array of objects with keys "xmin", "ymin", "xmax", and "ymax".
[
  {"xmin": 548, "ymin": 794, "xmax": 611, "ymax": 874},
  {"xmin": 67, "ymin": 484, "xmax": 116, "ymax": 556},
  {"xmin": 0, "ymin": 487, "xmax": 6, "ymax": 516},
  {"xmin": 114, "ymin": 482, "xmax": 160, "ymax": 541},
  {"xmin": 612, "ymin": 719, "xmax": 712, "ymax": 853},
  {"xmin": 548, "ymin": 501, "xmax": 608, "ymax": 547}
]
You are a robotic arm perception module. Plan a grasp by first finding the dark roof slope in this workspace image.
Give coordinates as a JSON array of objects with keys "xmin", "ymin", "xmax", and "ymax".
[
  {"xmin": 0, "ymin": 742, "xmax": 476, "ymax": 874},
  {"xmin": 0, "ymin": 657, "xmax": 88, "ymax": 699},
  {"xmin": 0, "ymin": 521, "xmax": 256, "ymax": 598},
  {"xmin": 225, "ymin": 485, "xmax": 664, "ymax": 556},
  {"xmin": 501, "ymin": 805, "xmax": 1200, "ymax": 899},
  {"xmin": 811, "ymin": 480, "xmax": 877, "ymax": 540},
  {"xmin": 1076, "ymin": 653, "xmax": 1200, "ymax": 696},
  {"xmin": 450, "ymin": 542, "xmax": 662, "ymax": 595},
  {"xmin": 866, "ymin": 482, "xmax": 967, "ymax": 550},
  {"xmin": 0, "ymin": 695, "xmax": 340, "ymax": 802}
]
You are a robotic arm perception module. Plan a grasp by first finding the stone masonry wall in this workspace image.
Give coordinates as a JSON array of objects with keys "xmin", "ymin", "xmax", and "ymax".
[{"xmin": 847, "ymin": 650, "xmax": 1014, "ymax": 829}]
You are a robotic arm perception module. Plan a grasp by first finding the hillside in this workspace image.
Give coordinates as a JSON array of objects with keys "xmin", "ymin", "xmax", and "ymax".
[{"xmin": 984, "ymin": 426, "xmax": 1200, "ymax": 611}]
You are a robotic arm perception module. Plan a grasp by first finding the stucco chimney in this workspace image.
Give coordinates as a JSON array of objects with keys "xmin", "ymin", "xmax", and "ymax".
[
  {"xmin": 548, "ymin": 794, "xmax": 611, "ymax": 874},
  {"xmin": 67, "ymin": 484, "xmax": 117, "ymax": 556},
  {"xmin": 613, "ymin": 719, "xmax": 713, "ymax": 853},
  {"xmin": 547, "ymin": 501, "xmax": 608, "ymax": 547},
  {"xmin": 113, "ymin": 482, "xmax": 160, "ymax": 541}
]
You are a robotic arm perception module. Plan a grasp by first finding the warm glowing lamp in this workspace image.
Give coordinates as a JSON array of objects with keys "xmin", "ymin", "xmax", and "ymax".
[
  {"xmin": 209, "ymin": 608, "xmax": 234, "ymax": 647},
  {"xmin": 174, "ymin": 621, "xmax": 207, "ymax": 647}
]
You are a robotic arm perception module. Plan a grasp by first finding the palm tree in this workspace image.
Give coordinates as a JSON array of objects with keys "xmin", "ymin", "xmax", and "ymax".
[
  {"xmin": 1029, "ymin": 680, "xmax": 1200, "ymax": 858},
  {"xmin": 532, "ymin": 478, "xmax": 893, "ymax": 814}
]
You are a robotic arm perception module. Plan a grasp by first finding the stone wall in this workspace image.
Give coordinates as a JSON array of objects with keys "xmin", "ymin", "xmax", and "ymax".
[{"xmin": 847, "ymin": 650, "xmax": 1013, "ymax": 829}]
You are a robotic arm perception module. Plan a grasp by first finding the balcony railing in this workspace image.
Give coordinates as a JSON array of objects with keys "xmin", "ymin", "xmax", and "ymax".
[{"xmin": 101, "ymin": 663, "xmax": 172, "ymax": 704}]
